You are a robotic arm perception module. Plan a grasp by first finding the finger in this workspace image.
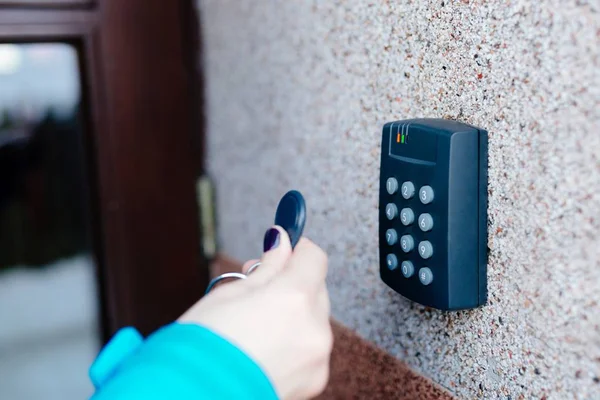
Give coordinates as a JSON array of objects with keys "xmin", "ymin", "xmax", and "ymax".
[
  {"xmin": 317, "ymin": 284, "xmax": 331, "ymax": 320},
  {"xmin": 246, "ymin": 225, "xmax": 292, "ymax": 285},
  {"xmin": 277, "ymin": 237, "xmax": 328, "ymax": 295},
  {"xmin": 241, "ymin": 259, "xmax": 260, "ymax": 275}
]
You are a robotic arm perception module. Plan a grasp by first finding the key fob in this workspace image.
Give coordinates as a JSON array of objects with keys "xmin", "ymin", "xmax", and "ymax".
[{"xmin": 274, "ymin": 190, "xmax": 306, "ymax": 249}]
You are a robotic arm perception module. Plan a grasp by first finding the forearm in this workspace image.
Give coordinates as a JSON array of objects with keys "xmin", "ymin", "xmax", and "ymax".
[{"xmin": 89, "ymin": 323, "xmax": 278, "ymax": 400}]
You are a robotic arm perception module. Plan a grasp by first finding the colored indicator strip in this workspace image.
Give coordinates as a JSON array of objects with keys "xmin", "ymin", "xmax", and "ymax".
[{"xmin": 396, "ymin": 133, "xmax": 406, "ymax": 143}]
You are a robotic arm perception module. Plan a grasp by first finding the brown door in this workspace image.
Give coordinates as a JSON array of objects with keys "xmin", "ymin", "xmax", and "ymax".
[{"xmin": 0, "ymin": 0, "xmax": 209, "ymax": 346}]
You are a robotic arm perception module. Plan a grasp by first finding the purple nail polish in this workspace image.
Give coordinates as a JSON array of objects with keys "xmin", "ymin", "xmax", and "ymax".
[{"xmin": 263, "ymin": 228, "xmax": 280, "ymax": 252}]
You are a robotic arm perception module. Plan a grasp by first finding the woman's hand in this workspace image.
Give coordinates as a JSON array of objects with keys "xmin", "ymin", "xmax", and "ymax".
[{"xmin": 178, "ymin": 226, "xmax": 332, "ymax": 400}]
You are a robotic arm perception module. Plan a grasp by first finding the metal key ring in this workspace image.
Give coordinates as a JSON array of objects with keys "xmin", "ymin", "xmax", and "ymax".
[
  {"xmin": 204, "ymin": 261, "xmax": 263, "ymax": 295},
  {"xmin": 245, "ymin": 261, "xmax": 262, "ymax": 275},
  {"xmin": 205, "ymin": 272, "xmax": 247, "ymax": 295}
]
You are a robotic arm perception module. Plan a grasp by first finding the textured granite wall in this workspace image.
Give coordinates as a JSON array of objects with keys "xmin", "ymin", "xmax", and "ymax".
[{"xmin": 196, "ymin": 1, "xmax": 600, "ymax": 399}]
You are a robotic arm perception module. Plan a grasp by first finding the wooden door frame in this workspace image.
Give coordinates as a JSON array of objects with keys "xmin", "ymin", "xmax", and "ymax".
[{"xmin": 0, "ymin": 1, "xmax": 209, "ymax": 341}]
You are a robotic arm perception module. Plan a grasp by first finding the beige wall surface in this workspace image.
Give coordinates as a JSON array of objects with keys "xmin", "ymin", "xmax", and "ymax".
[{"xmin": 196, "ymin": 1, "xmax": 600, "ymax": 399}]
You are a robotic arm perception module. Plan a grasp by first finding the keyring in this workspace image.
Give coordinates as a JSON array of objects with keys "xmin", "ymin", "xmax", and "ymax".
[
  {"xmin": 246, "ymin": 261, "xmax": 262, "ymax": 275},
  {"xmin": 204, "ymin": 262, "xmax": 262, "ymax": 295},
  {"xmin": 205, "ymin": 272, "xmax": 247, "ymax": 295}
]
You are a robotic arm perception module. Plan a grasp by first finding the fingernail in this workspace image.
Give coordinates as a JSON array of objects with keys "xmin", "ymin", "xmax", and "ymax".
[{"xmin": 263, "ymin": 228, "xmax": 280, "ymax": 252}]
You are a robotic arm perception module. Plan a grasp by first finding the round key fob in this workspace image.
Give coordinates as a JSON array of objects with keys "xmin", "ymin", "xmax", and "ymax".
[{"xmin": 275, "ymin": 190, "xmax": 306, "ymax": 249}]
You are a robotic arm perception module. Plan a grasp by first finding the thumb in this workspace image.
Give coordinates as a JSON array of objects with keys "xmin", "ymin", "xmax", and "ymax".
[{"xmin": 246, "ymin": 226, "xmax": 292, "ymax": 285}]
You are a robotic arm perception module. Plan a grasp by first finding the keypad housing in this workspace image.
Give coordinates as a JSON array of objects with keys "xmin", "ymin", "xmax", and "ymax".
[{"xmin": 379, "ymin": 119, "xmax": 488, "ymax": 310}]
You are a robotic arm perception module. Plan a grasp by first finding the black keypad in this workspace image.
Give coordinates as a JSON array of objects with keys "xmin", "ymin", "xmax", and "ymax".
[{"xmin": 379, "ymin": 119, "xmax": 488, "ymax": 311}]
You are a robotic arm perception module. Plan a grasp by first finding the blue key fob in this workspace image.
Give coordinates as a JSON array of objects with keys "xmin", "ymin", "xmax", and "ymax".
[{"xmin": 275, "ymin": 190, "xmax": 306, "ymax": 249}]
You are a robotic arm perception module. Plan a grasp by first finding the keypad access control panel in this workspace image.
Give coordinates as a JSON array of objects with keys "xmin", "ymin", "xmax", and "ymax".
[{"xmin": 379, "ymin": 119, "xmax": 488, "ymax": 310}]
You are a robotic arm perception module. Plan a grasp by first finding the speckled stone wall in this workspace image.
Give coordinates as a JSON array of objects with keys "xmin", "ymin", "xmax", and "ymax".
[{"xmin": 196, "ymin": 1, "xmax": 600, "ymax": 399}]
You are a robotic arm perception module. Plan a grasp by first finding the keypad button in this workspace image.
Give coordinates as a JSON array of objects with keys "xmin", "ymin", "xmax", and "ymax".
[
  {"xmin": 386, "ymin": 178, "xmax": 399, "ymax": 195},
  {"xmin": 401, "ymin": 181, "xmax": 415, "ymax": 199},
  {"xmin": 400, "ymin": 208, "xmax": 415, "ymax": 226},
  {"xmin": 385, "ymin": 203, "xmax": 398, "ymax": 220},
  {"xmin": 419, "ymin": 186, "xmax": 435, "ymax": 204},
  {"xmin": 418, "ymin": 267, "xmax": 434, "ymax": 285},
  {"xmin": 386, "ymin": 254, "xmax": 399, "ymax": 271},
  {"xmin": 385, "ymin": 229, "xmax": 398, "ymax": 245},
  {"xmin": 401, "ymin": 261, "xmax": 414, "ymax": 278},
  {"xmin": 418, "ymin": 213, "xmax": 434, "ymax": 231},
  {"xmin": 418, "ymin": 241, "xmax": 434, "ymax": 259},
  {"xmin": 400, "ymin": 235, "xmax": 415, "ymax": 253}
]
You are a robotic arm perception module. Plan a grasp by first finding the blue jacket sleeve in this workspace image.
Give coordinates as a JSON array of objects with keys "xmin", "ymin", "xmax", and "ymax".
[{"xmin": 89, "ymin": 322, "xmax": 279, "ymax": 400}]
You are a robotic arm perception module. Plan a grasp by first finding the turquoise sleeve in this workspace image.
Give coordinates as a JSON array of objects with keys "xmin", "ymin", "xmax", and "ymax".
[{"xmin": 89, "ymin": 323, "xmax": 279, "ymax": 400}]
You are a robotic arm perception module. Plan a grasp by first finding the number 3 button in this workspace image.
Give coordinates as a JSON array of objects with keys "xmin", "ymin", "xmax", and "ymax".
[{"xmin": 419, "ymin": 186, "xmax": 434, "ymax": 204}]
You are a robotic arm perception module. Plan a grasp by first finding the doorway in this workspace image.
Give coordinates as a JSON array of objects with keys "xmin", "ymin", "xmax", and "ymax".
[{"xmin": 0, "ymin": 2, "xmax": 209, "ymax": 398}]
